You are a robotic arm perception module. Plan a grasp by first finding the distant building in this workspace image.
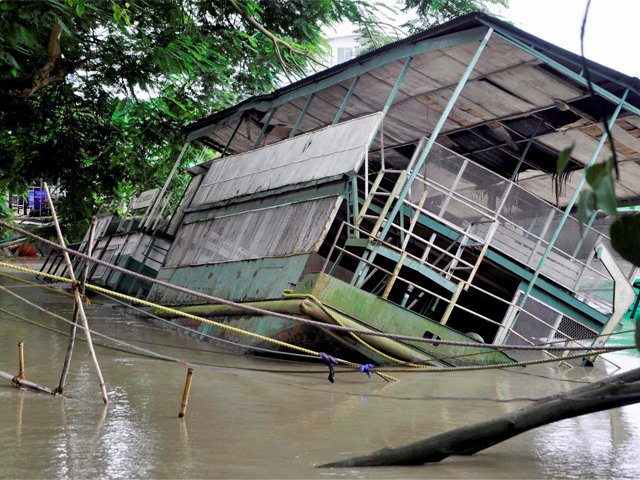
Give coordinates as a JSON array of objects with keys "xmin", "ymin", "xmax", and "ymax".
[{"xmin": 324, "ymin": 34, "xmax": 363, "ymax": 67}]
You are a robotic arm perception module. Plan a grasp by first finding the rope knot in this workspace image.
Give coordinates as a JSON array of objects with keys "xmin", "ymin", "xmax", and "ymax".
[
  {"xmin": 358, "ymin": 364, "xmax": 374, "ymax": 378},
  {"xmin": 319, "ymin": 352, "xmax": 339, "ymax": 383}
]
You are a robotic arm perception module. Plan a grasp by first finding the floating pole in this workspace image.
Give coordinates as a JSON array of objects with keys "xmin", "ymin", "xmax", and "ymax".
[
  {"xmin": 0, "ymin": 369, "xmax": 59, "ymax": 396},
  {"xmin": 44, "ymin": 184, "xmax": 109, "ymax": 404},
  {"xmin": 56, "ymin": 216, "xmax": 98, "ymax": 394},
  {"xmin": 178, "ymin": 368, "xmax": 195, "ymax": 418},
  {"xmin": 17, "ymin": 342, "xmax": 25, "ymax": 380}
]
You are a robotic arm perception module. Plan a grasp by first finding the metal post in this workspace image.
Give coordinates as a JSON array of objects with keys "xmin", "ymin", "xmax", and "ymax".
[
  {"xmin": 290, "ymin": 94, "xmax": 315, "ymax": 138},
  {"xmin": 352, "ymin": 29, "xmax": 493, "ymax": 287},
  {"xmin": 465, "ymin": 220, "xmax": 500, "ymax": 291},
  {"xmin": 572, "ymin": 209, "xmax": 598, "ymax": 258},
  {"xmin": 378, "ymin": 29, "xmax": 493, "ymax": 243},
  {"xmin": 510, "ymin": 119, "xmax": 543, "ymax": 181},
  {"xmin": 333, "ymin": 76, "xmax": 360, "ymax": 125},
  {"xmin": 152, "ymin": 191, "xmax": 174, "ymax": 231},
  {"xmin": 145, "ymin": 141, "xmax": 190, "ymax": 230},
  {"xmin": 518, "ymin": 89, "xmax": 629, "ymax": 310},
  {"xmin": 253, "ymin": 108, "xmax": 277, "ymax": 149},
  {"xmin": 222, "ymin": 119, "xmax": 242, "ymax": 157}
]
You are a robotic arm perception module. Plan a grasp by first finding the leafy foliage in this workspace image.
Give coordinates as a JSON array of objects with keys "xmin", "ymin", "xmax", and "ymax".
[
  {"xmin": 0, "ymin": 0, "xmax": 507, "ymax": 240},
  {"xmin": 402, "ymin": 0, "xmax": 508, "ymax": 32}
]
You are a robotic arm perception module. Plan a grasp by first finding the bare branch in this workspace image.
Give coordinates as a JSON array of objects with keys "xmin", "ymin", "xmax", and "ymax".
[{"xmin": 226, "ymin": 0, "xmax": 327, "ymax": 77}]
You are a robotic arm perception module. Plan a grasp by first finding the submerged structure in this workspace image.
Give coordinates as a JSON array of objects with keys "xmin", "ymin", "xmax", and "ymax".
[{"xmin": 141, "ymin": 13, "xmax": 640, "ymax": 366}]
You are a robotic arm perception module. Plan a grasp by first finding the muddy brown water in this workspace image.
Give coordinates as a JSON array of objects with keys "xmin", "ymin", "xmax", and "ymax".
[{"xmin": 1, "ymin": 259, "xmax": 639, "ymax": 479}]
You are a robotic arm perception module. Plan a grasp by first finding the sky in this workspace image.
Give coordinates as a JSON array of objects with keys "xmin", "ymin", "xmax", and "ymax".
[
  {"xmin": 490, "ymin": 0, "xmax": 640, "ymax": 78},
  {"xmin": 325, "ymin": 0, "xmax": 640, "ymax": 79}
]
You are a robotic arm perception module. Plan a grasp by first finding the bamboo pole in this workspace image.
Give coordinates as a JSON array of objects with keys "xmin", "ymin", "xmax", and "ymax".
[
  {"xmin": 56, "ymin": 216, "xmax": 98, "ymax": 394},
  {"xmin": 178, "ymin": 368, "xmax": 194, "ymax": 418},
  {"xmin": 0, "ymin": 369, "xmax": 60, "ymax": 396},
  {"xmin": 17, "ymin": 342, "xmax": 25, "ymax": 379},
  {"xmin": 43, "ymin": 184, "xmax": 109, "ymax": 404}
]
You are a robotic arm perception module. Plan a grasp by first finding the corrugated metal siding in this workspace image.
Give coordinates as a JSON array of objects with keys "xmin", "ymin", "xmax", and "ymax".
[
  {"xmin": 191, "ymin": 113, "xmax": 382, "ymax": 207},
  {"xmin": 164, "ymin": 196, "xmax": 341, "ymax": 268}
]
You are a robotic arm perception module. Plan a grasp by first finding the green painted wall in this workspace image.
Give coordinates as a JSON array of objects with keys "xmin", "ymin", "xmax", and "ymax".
[{"xmin": 147, "ymin": 254, "xmax": 312, "ymax": 305}]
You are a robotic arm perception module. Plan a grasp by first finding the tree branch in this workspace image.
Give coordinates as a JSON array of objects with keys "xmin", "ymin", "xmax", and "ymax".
[
  {"xmin": 226, "ymin": 0, "xmax": 327, "ymax": 79},
  {"xmin": 0, "ymin": 23, "xmax": 77, "ymax": 98},
  {"xmin": 319, "ymin": 366, "xmax": 640, "ymax": 467}
]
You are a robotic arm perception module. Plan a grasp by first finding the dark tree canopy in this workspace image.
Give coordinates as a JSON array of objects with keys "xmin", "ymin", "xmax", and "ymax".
[{"xmin": 0, "ymin": 0, "xmax": 508, "ymax": 239}]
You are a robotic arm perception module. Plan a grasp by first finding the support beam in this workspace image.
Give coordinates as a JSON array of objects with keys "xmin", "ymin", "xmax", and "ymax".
[
  {"xmin": 253, "ymin": 108, "xmax": 276, "ymax": 149},
  {"xmin": 517, "ymin": 89, "xmax": 629, "ymax": 311},
  {"xmin": 572, "ymin": 209, "xmax": 598, "ymax": 258},
  {"xmin": 333, "ymin": 76, "xmax": 359, "ymax": 125},
  {"xmin": 144, "ymin": 141, "xmax": 190, "ymax": 230},
  {"xmin": 222, "ymin": 118, "xmax": 242, "ymax": 156},
  {"xmin": 377, "ymin": 29, "xmax": 493, "ymax": 243},
  {"xmin": 510, "ymin": 119, "xmax": 543, "ymax": 181},
  {"xmin": 290, "ymin": 93, "xmax": 315, "ymax": 138}
]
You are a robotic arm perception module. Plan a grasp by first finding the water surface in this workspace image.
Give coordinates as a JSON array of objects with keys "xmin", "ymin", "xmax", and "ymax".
[{"xmin": 1, "ymin": 260, "xmax": 639, "ymax": 478}]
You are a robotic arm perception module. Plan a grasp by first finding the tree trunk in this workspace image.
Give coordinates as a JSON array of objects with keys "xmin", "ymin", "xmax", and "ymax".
[{"xmin": 319, "ymin": 367, "xmax": 640, "ymax": 467}]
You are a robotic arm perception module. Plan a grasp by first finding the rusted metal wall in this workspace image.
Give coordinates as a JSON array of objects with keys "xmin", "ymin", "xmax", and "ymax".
[
  {"xmin": 164, "ymin": 196, "xmax": 341, "ymax": 269},
  {"xmin": 191, "ymin": 113, "xmax": 381, "ymax": 208}
]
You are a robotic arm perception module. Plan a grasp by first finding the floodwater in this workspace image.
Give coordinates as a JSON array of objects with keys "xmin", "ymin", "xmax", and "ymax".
[{"xmin": 1, "ymin": 259, "xmax": 639, "ymax": 479}]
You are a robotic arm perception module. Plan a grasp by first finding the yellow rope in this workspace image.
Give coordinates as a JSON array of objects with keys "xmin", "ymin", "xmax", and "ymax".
[
  {"xmin": 283, "ymin": 290, "xmax": 423, "ymax": 368},
  {"xmin": 0, "ymin": 261, "xmax": 399, "ymax": 381},
  {"xmin": 0, "ymin": 271, "xmax": 93, "ymax": 305},
  {"xmin": 0, "ymin": 261, "xmax": 613, "ymax": 376}
]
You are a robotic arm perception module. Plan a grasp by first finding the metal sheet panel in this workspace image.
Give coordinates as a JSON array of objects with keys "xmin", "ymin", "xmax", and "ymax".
[
  {"xmin": 165, "ymin": 196, "xmax": 341, "ymax": 268},
  {"xmin": 192, "ymin": 113, "xmax": 382, "ymax": 208}
]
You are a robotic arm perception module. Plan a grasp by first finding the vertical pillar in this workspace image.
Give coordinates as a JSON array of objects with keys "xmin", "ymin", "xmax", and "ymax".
[
  {"xmin": 145, "ymin": 141, "xmax": 190, "ymax": 229},
  {"xmin": 353, "ymin": 28, "xmax": 494, "ymax": 287}
]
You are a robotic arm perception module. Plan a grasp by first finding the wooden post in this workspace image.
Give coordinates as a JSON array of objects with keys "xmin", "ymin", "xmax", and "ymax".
[
  {"xmin": 17, "ymin": 342, "xmax": 25, "ymax": 380},
  {"xmin": 178, "ymin": 368, "xmax": 194, "ymax": 418},
  {"xmin": 43, "ymin": 184, "xmax": 108, "ymax": 404},
  {"xmin": 56, "ymin": 216, "xmax": 98, "ymax": 394}
]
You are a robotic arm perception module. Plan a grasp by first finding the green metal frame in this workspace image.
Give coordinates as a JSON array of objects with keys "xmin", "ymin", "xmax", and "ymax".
[
  {"xmin": 354, "ymin": 28, "xmax": 494, "ymax": 287},
  {"xmin": 517, "ymin": 89, "xmax": 629, "ymax": 311},
  {"xmin": 252, "ymin": 108, "xmax": 277, "ymax": 150},
  {"xmin": 221, "ymin": 117, "xmax": 243, "ymax": 157},
  {"xmin": 510, "ymin": 118, "xmax": 543, "ymax": 181},
  {"xmin": 289, "ymin": 93, "xmax": 315, "ymax": 138},
  {"xmin": 186, "ymin": 27, "xmax": 490, "ymax": 141},
  {"xmin": 572, "ymin": 209, "xmax": 598, "ymax": 258},
  {"xmin": 333, "ymin": 76, "xmax": 359, "ymax": 125}
]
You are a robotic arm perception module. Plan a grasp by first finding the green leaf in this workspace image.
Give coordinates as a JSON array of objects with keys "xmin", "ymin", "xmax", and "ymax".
[
  {"xmin": 586, "ymin": 158, "xmax": 618, "ymax": 216},
  {"xmin": 556, "ymin": 144, "xmax": 574, "ymax": 175},
  {"xmin": 611, "ymin": 215, "xmax": 640, "ymax": 267},
  {"xmin": 76, "ymin": 3, "xmax": 85, "ymax": 16},
  {"xmin": 578, "ymin": 190, "xmax": 595, "ymax": 226}
]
